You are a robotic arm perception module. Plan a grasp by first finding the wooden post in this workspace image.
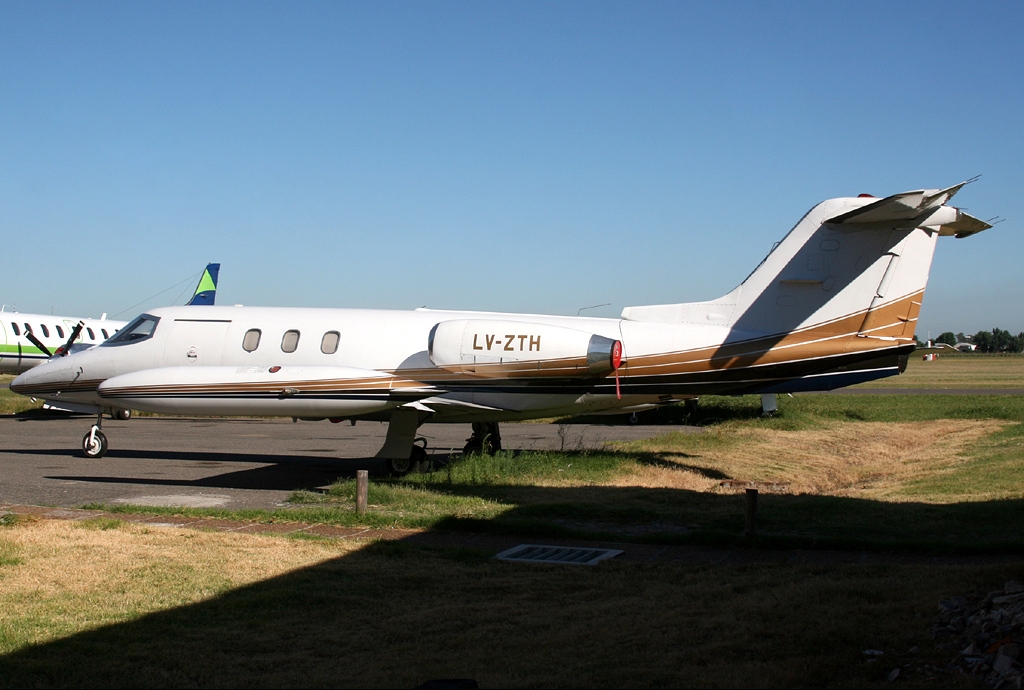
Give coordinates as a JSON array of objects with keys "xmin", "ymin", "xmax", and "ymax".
[
  {"xmin": 744, "ymin": 488, "xmax": 758, "ymax": 537},
  {"xmin": 356, "ymin": 470, "xmax": 368, "ymax": 515}
]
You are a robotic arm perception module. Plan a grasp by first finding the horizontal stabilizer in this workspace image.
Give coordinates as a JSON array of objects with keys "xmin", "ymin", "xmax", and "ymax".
[
  {"xmin": 825, "ymin": 182, "xmax": 968, "ymax": 227},
  {"xmin": 930, "ymin": 211, "xmax": 992, "ymax": 238}
]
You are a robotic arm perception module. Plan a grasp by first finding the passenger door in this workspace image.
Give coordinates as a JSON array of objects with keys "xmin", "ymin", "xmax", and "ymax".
[{"xmin": 161, "ymin": 318, "xmax": 232, "ymax": 366}]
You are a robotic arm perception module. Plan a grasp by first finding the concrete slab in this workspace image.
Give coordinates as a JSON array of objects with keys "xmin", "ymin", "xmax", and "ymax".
[{"xmin": 112, "ymin": 494, "xmax": 234, "ymax": 508}]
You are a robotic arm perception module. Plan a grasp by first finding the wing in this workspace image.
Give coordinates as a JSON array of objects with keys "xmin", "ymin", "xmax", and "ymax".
[{"xmin": 97, "ymin": 365, "xmax": 438, "ymax": 417}]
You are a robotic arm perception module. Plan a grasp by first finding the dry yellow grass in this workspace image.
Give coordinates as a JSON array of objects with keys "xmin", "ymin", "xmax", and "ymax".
[
  {"xmin": 857, "ymin": 354, "xmax": 1024, "ymax": 388},
  {"xmin": 0, "ymin": 519, "xmax": 357, "ymax": 652},
  {"xmin": 616, "ymin": 419, "xmax": 1003, "ymax": 501}
]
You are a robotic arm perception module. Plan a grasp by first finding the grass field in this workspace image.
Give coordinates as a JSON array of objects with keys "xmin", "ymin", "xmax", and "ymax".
[
  {"xmin": 0, "ymin": 375, "xmax": 40, "ymax": 415},
  {"xmin": 853, "ymin": 351, "xmax": 1024, "ymax": 388}
]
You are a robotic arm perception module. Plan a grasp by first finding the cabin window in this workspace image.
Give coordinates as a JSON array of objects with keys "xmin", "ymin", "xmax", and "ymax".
[
  {"xmin": 242, "ymin": 329, "xmax": 262, "ymax": 352},
  {"xmin": 321, "ymin": 331, "xmax": 340, "ymax": 354},
  {"xmin": 56, "ymin": 325, "xmax": 64, "ymax": 339},
  {"xmin": 103, "ymin": 314, "xmax": 159, "ymax": 346},
  {"xmin": 40, "ymin": 324, "xmax": 49, "ymax": 338},
  {"xmin": 101, "ymin": 329, "xmax": 109, "ymax": 339},
  {"xmin": 281, "ymin": 330, "xmax": 300, "ymax": 353},
  {"xmin": 87, "ymin": 328, "xmax": 95, "ymax": 340},
  {"xmin": 11, "ymin": 323, "xmax": 20, "ymax": 336},
  {"xmin": 24, "ymin": 323, "xmax": 31, "ymax": 334}
]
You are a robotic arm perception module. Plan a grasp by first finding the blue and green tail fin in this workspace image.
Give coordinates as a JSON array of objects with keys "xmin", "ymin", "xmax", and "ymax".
[{"xmin": 186, "ymin": 263, "xmax": 220, "ymax": 306}]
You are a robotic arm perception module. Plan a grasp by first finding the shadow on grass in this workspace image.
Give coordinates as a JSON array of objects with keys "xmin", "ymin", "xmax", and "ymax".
[
  {"xmin": 632, "ymin": 452, "xmax": 727, "ymax": 478},
  {"xmin": 406, "ymin": 484, "xmax": 1024, "ymax": 554},
  {"xmin": 3, "ymin": 483, "xmax": 1024, "ymax": 687}
]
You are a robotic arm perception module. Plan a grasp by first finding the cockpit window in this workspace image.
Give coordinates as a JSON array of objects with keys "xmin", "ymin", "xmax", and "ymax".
[
  {"xmin": 103, "ymin": 314, "xmax": 160, "ymax": 346},
  {"xmin": 11, "ymin": 323, "xmax": 20, "ymax": 336}
]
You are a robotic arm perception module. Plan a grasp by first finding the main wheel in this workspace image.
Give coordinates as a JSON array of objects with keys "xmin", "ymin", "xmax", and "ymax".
[
  {"xmin": 463, "ymin": 423, "xmax": 501, "ymax": 455},
  {"xmin": 410, "ymin": 442, "xmax": 429, "ymax": 473},
  {"xmin": 113, "ymin": 408, "xmax": 131, "ymax": 421},
  {"xmin": 482, "ymin": 434, "xmax": 500, "ymax": 454},
  {"xmin": 82, "ymin": 429, "xmax": 108, "ymax": 458},
  {"xmin": 386, "ymin": 455, "xmax": 413, "ymax": 476}
]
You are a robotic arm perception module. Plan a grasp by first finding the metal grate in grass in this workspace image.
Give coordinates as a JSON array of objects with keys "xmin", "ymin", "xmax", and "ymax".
[{"xmin": 495, "ymin": 544, "xmax": 623, "ymax": 565}]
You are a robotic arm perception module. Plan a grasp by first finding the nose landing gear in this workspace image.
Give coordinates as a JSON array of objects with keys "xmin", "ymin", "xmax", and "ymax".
[
  {"xmin": 82, "ymin": 411, "xmax": 108, "ymax": 458},
  {"xmin": 79, "ymin": 408, "xmax": 130, "ymax": 458}
]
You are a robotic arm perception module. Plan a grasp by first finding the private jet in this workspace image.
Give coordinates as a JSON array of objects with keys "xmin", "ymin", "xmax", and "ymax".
[{"xmin": 10, "ymin": 186, "xmax": 991, "ymax": 472}]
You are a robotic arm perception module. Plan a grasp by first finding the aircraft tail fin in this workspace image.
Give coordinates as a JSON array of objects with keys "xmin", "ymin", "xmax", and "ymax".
[
  {"xmin": 186, "ymin": 264, "xmax": 220, "ymax": 306},
  {"xmin": 622, "ymin": 184, "xmax": 991, "ymax": 344}
]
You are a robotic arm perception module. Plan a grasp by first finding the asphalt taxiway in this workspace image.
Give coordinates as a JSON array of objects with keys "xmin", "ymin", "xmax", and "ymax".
[{"xmin": 0, "ymin": 415, "xmax": 680, "ymax": 510}]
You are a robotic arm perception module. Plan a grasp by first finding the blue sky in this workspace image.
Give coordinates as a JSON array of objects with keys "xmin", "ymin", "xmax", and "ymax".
[{"xmin": 1, "ymin": 1, "xmax": 1020, "ymax": 337}]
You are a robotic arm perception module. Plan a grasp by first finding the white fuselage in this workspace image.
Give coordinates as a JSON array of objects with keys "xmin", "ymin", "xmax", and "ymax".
[
  {"xmin": 5, "ymin": 298, "xmax": 902, "ymax": 423},
  {"xmin": 16, "ymin": 305, "xmax": 701, "ymax": 421}
]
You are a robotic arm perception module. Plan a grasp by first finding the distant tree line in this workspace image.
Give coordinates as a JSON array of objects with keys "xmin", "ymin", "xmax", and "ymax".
[
  {"xmin": 933, "ymin": 329, "xmax": 1024, "ymax": 353},
  {"xmin": 971, "ymin": 329, "xmax": 1024, "ymax": 353}
]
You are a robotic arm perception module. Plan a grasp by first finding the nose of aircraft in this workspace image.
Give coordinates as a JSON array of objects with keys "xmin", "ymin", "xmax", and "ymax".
[
  {"xmin": 10, "ymin": 358, "xmax": 78, "ymax": 397},
  {"xmin": 9, "ymin": 349, "xmax": 110, "ymax": 402}
]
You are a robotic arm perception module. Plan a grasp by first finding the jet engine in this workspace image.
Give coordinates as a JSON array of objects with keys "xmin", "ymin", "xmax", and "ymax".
[{"xmin": 428, "ymin": 319, "xmax": 623, "ymax": 378}]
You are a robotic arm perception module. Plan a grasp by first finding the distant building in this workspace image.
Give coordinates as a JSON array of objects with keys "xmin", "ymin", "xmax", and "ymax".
[{"xmin": 955, "ymin": 342, "xmax": 977, "ymax": 352}]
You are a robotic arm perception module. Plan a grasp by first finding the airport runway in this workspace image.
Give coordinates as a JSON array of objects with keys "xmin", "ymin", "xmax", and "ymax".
[{"xmin": 0, "ymin": 416, "xmax": 680, "ymax": 510}]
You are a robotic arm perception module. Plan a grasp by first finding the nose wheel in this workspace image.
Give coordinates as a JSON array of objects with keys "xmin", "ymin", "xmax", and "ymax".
[{"xmin": 82, "ymin": 426, "xmax": 108, "ymax": 458}]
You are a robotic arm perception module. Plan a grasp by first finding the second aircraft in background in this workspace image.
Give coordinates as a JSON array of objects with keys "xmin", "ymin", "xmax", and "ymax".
[{"xmin": 0, "ymin": 263, "xmax": 220, "ymax": 376}]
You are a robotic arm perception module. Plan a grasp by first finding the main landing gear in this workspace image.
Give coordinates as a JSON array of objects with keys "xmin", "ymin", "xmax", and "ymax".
[
  {"xmin": 383, "ymin": 437, "xmax": 429, "ymax": 476},
  {"xmin": 463, "ymin": 422, "xmax": 501, "ymax": 455},
  {"xmin": 375, "ymin": 408, "xmax": 434, "ymax": 476}
]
